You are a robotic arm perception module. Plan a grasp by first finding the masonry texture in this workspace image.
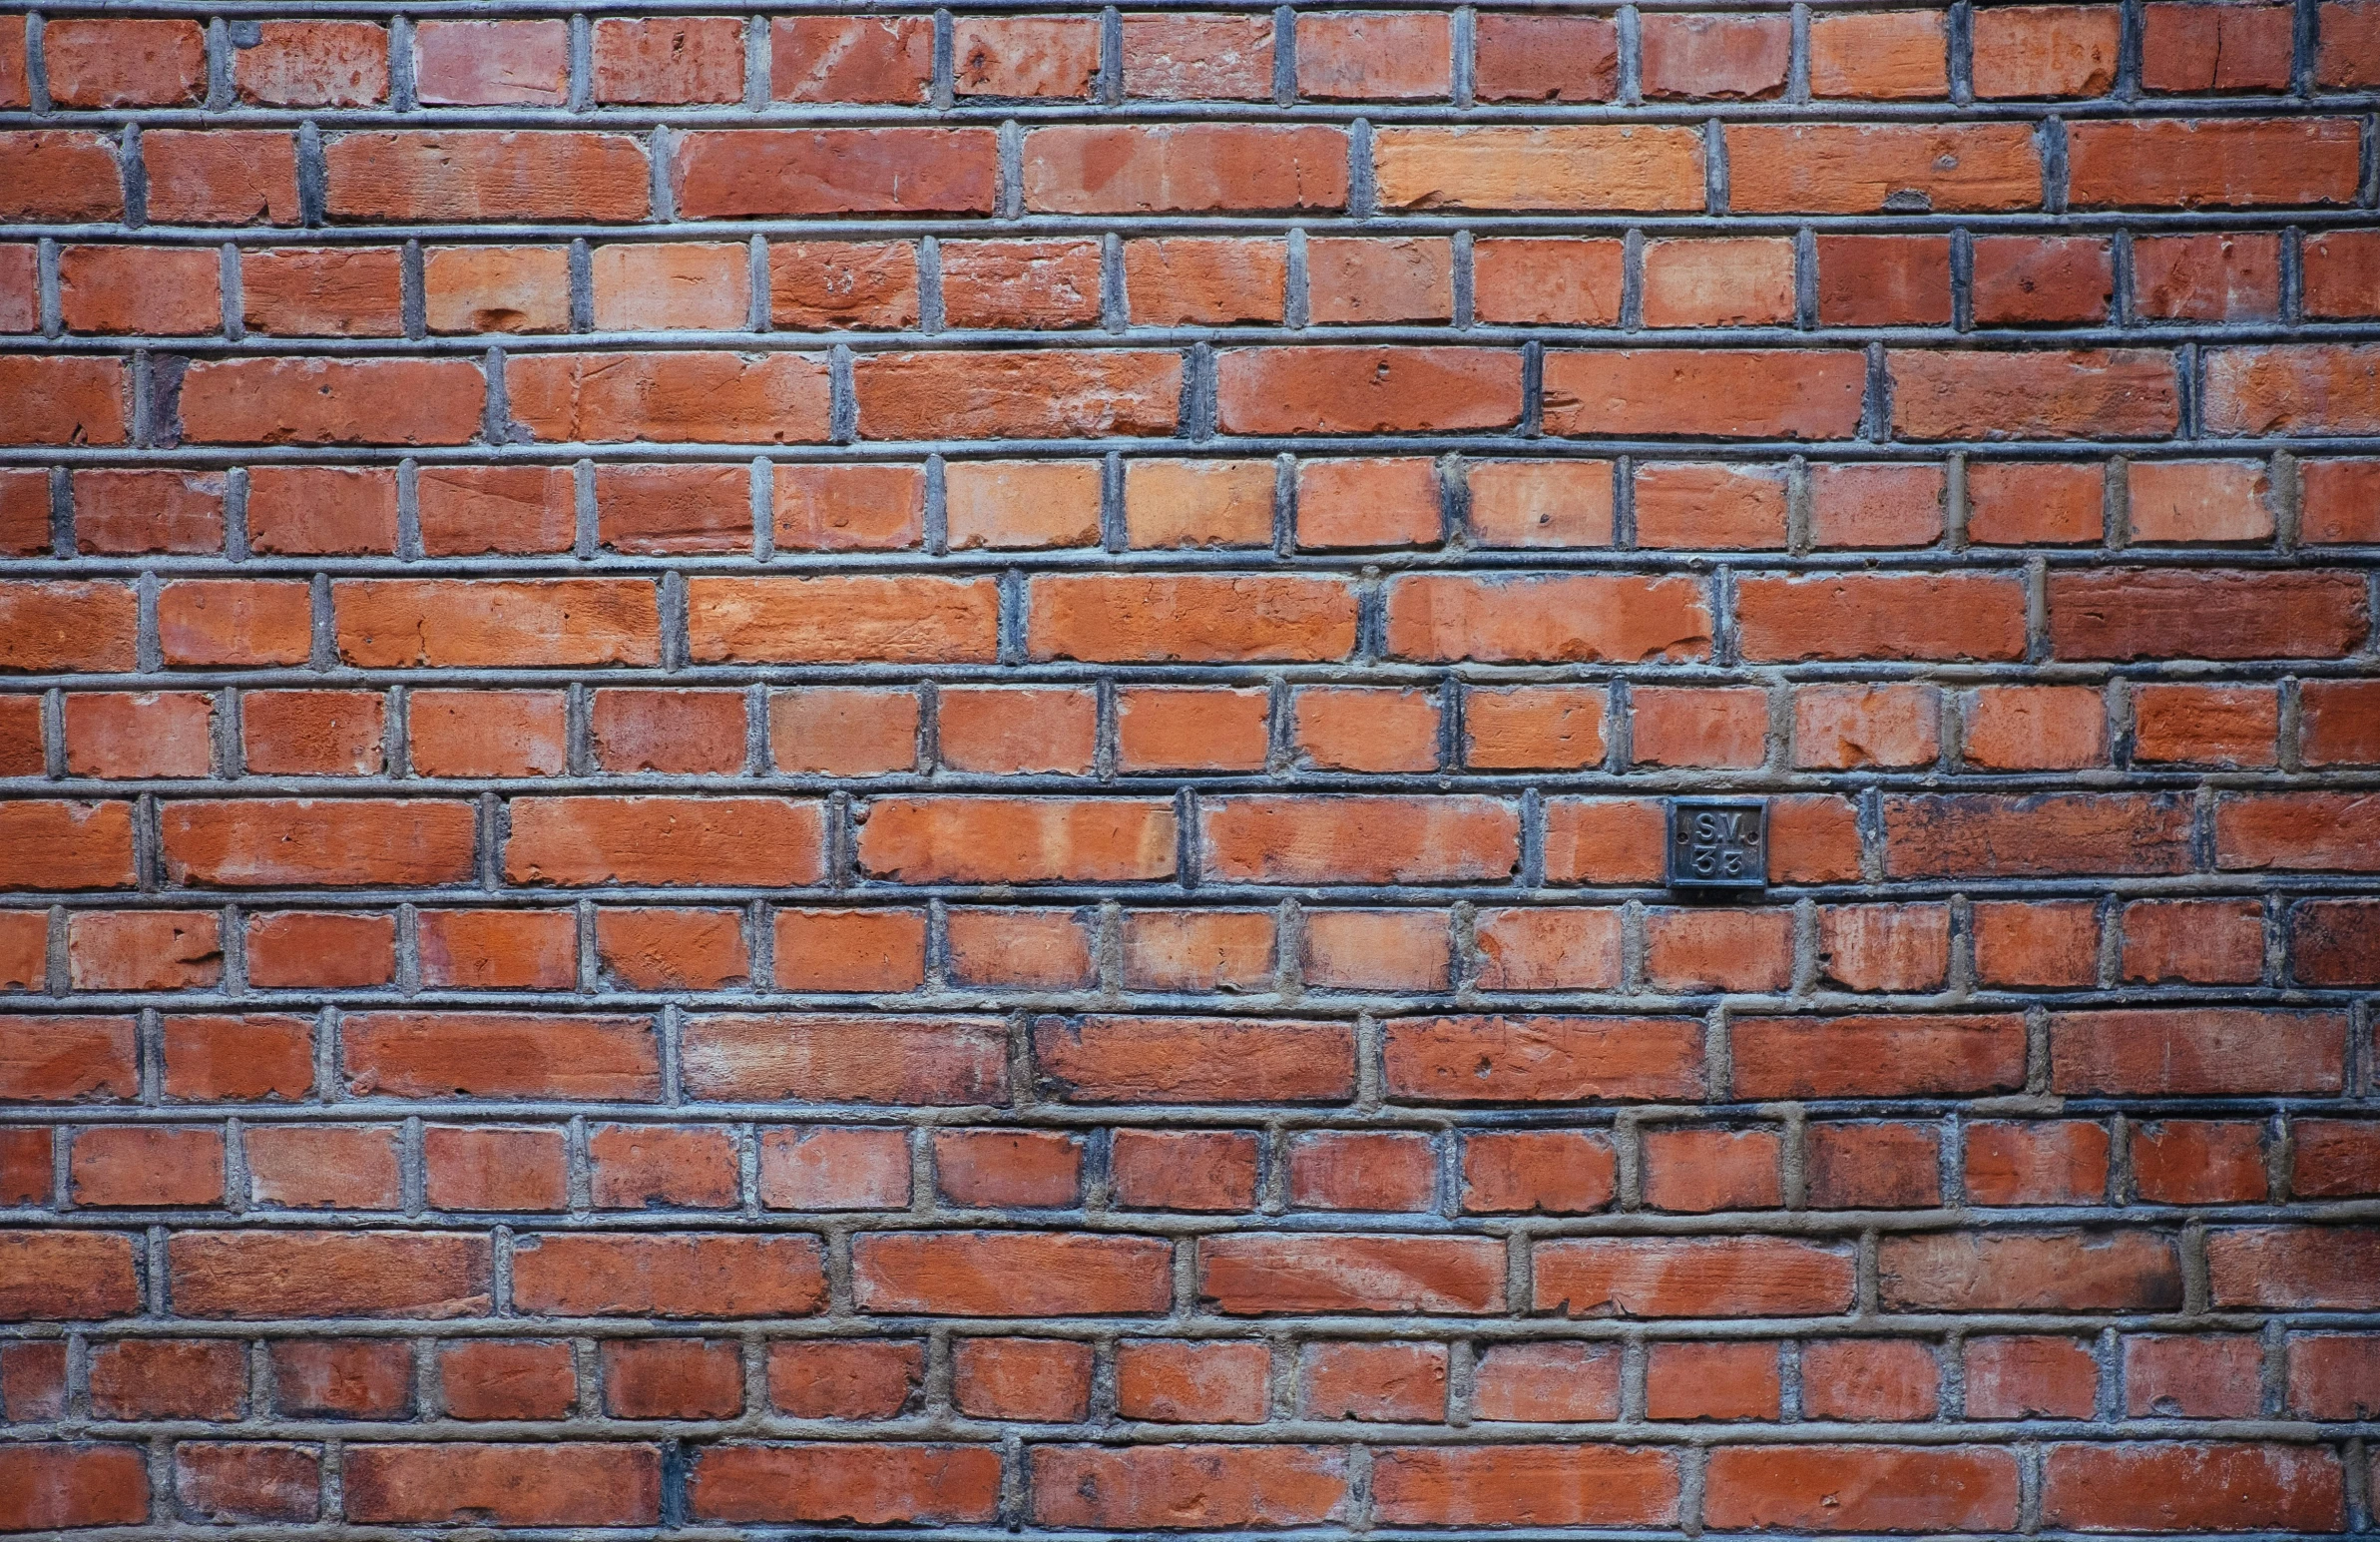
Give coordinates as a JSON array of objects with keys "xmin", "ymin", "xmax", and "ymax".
[{"xmin": 0, "ymin": 1, "xmax": 2377, "ymax": 1536}]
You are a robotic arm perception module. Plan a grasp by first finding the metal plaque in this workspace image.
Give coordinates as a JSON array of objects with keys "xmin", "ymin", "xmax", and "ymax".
[{"xmin": 1666, "ymin": 797, "xmax": 1768, "ymax": 894}]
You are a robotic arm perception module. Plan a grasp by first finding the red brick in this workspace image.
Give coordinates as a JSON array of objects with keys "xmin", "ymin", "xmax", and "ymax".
[
  {"xmin": 1967, "ymin": 1120, "xmax": 2111, "ymax": 1206},
  {"xmin": 247, "ymin": 908, "xmax": 394, "ymax": 994},
  {"xmin": 441, "ymin": 1347, "xmax": 616, "ymax": 1441},
  {"xmin": 2135, "ymin": 233, "xmax": 2282, "ymax": 321},
  {"xmin": 424, "ymin": 1125, "xmax": 568, "ymax": 1212},
  {"xmin": 1740, "ymin": 574, "xmax": 2025, "ymax": 663},
  {"xmin": 693, "ymin": 577, "xmax": 995, "ymax": 664},
  {"xmin": 1297, "ymin": 11, "xmax": 1449, "ymax": 100},
  {"xmin": 177, "ymin": 1444, "xmax": 319, "ymax": 1523},
  {"xmin": 1472, "ymin": 1342, "xmax": 1621, "ymax": 1421},
  {"xmin": 246, "ymin": 1125, "xmax": 399, "ymax": 1211},
  {"xmin": 513, "ymin": 1234, "xmax": 825, "ymax": 1318},
  {"xmin": 1879, "ymin": 1231, "xmax": 2180, "ymax": 1310},
  {"xmin": 593, "ymin": 17, "xmax": 743, "ymax": 104},
  {"xmin": 59, "ymin": 246, "xmax": 222, "ymax": 336},
  {"xmin": 942, "ymin": 241, "xmax": 1102, "ymax": 330},
  {"xmin": 169, "ymin": 1231, "xmax": 490, "ymax": 1319},
  {"xmin": 1296, "ymin": 688, "xmax": 1439, "ymax": 772},
  {"xmin": 2217, "ymin": 791, "xmax": 2380, "ymax": 870},
  {"xmin": 1643, "ymin": 1127, "xmax": 1782, "ymax": 1212},
  {"xmin": 344, "ymin": 1444, "xmax": 660, "ymax": 1527},
  {"xmin": 2293, "ymin": 900, "xmax": 2380, "ymax": 984},
  {"xmin": 2206, "ymin": 344, "xmax": 2380, "ymax": 435},
  {"xmin": 771, "ymin": 17, "xmax": 933, "ymax": 104},
  {"xmin": 68, "ymin": 469, "xmax": 224, "ymax": 555},
  {"xmin": 1033, "ymin": 1445, "xmax": 1348, "ymax": 1529},
  {"xmin": 1117, "ymin": 1339, "xmax": 1269, "ymax": 1422},
  {"xmin": 235, "ymin": 22, "xmax": 389, "ymax": 107},
  {"xmin": 1645, "ymin": 907, "xmax": 1793, "ymax": 991},
  {"xmin": 1965, "ymin": 1335, "xmax": 2099, "ymax": 1418},
  {"xmin": 2134, "ymin": 1120, "xmax": 2269, "ymax": 1204},
  {"xmin": 2287, "ymin": 1333, "xmax": 2380, "ymax": 1418},
  {"xmin": 602, "ymin": 1338, "xmax": 742, "ymax": 1418},
  {"xmin": 1973, "ymin": 236, "xmax": 2113, "ymax": 323},
  {"xmin": 942, "ymin": 460, "xmax": 1101, "ymax": 549},
  {"xmin": 412, "ymin": 20, "xmax": 566, "ymax": 105},
  {"xmin": 2304, "ymin": 231, "xmax": 2380, "ymax": 319},
  {"xmin": 71, "ymin": 1125, "xmax": 225, "ymax": 1208},
  {"xmin": 1029, "ymin": 574, "xmax": 1358, "ymax": 663},
  {"xmin": 1885, "ymin": 792, "xmax": 2190, "ymax": 875},
  {"xmin": 0, "ymin": 357, "xmax": 130, "ymax": 446},
  {"xmin": 767, "ymin": 1340, "xmax": 924, "ymax": 1417},
  {"xmin": 2121, "ymin": 897, "xmax": 2266, "ymax": 982},
  {"xmin": 1025, "ymin": 125, "xmax": 1347, "ymax": 214},
  {"xmin": 1201, "ymin": 1235, "xmax": 1504, "ymax": 1314},
  {"xmin": 1288, "ymin": 1130, "xmax": 1435, "ymax": 1211},
  {"xmin": 1117, "ymin": 688, "xmax": 1270, "ymax": 772},
  {"xmin": 1473, "ymin": 238, "xmax": 1626, "ymax": 323},
  {"xmin": 2069, "ymin": 119, "xmax": 2363, "ymax": 209},
  {"xmin": 1972, "ymin": 5, "xmax": 2122, "ymax": 97},
  {"xmin": 1892, "ymin": 348, "xmax": 2177, "ymax": 439},
  {"xmin": 2142, "ymin": 2, "xmax": 2293, "ymax": 91},
  {"xmin": 272, "ymin": 1339, "xmax": 411, "ymax": 1418},
  {"xmin": 2208, "ymin": 1226, "xmax": 2380, "ymax": 1309},
  {"xmin": 855, "ymin": 1232, "xmax": 1171, "ymax": 1315},
  {"xmin": 952, "ymin": 1337, "xmax": 1092, "ymax": 1419},
  {"xmin": 1806, "ymin": 1122, "xmax": 1943, "ymax": 1210},
  {"xmin": 1815, "ymin": 235, "xmax": 1954, "ymax": 324},
  {"xmin": 1111, "ymin": 1128, "xmax": 1260, "ymax": 1213},
  {"xmin": 934, "ymin": 1129, "xmax": 1083, "ymax": 1208},
  {"xmin": 422, "ymin": 247, "xmax": 570, "ymax": 335},
  {"xmin": 1386, "ymin": 1015, "xmax": 1702, "ymax": 1104},
  {"xmin": 0, "ymin": 1446, "xmax": 147, "ymax": 1530},
  {"xmin": 0, "ymin": 132, "xmax": 125, "ymax": 223},
  {"xmin": 1221, "ymin": 346, "xmax": 1521, "ymax": 434},
  {"xmin": 0, "ymin": 1230, "xmax": 140, "ymax": 1320},
  {"xmin": 45, "ymin": 19, "xmax": 205, "ymax": 106},
  {"xmin": 953, "ymin": 16, "xmax": 1100, "ymax": 99},
  {"xmin": 1535, "ymin": 1238, "xmax": 1854, "ymax": 1317},
  {"xmin": 1635, "ymin": 463, "xmax": 1786, "ymax": 549},
  {"xmin": 64, "ymin": 692, "xmax": 213, "ymax": 778},
  {"xmin": 686, "ymin": 1016, "xmax": 1005, "ymax": 1105},
  {"xmin": 1641, "ymin": 13, "xmax": 1789, "ymax": 99},
  {"xmin": 0, "ymin": 801, "xmax": 137, "ymax": 890},
  {"xmin": 947, "ymin": 907, "xmax": 1094, "ymax": 988},
  {"xmin": 1733, "ymin": 1014, "xmax": 2026, "ymax": 1098},
  {"xmin": 162, "ymin": 1014, "xmax": 313, "ymax": 1102},
  {"xmin": 855, "ymin": 350, "xmax": 1180, "ymax": 439},
  {"xmin": 758, "ymin": 1126, "xmax": 913, "ymax": 1211},
  {"xmin": 1461, "ymin": 1131, "xmax": 1617, "ymax": 1215},
  {"xmin": 692, "ymin": 1443, "xmax": 999, "ymax": 1525},
  {"xmin": 679, "ymin": 128, "xmax": 996, "ymax": 218},
  {"xmin": 507, "ymin": 796, "xmax": 822, "ymax": 887},
  {"xmin": 589, "ymin": 1122, "xmax": 739, "ymax": 1209},
  {"xmin": 1647, "ymin": 1339, "xmax": 1780, "ymax": 1420},
  {"xmin": 1728, "ymin": 124, "xmax": 2039, "ymax": 213},
  {"xmin": 340, "ymin": 1012, "xmax": 656, "ymax": 1103},
  {"xmin": 408, "ymin": 690, "xmax": 568, "ymax": 776},
  {"xmin": 859, "ymin": 797, "xmax": 1174, "ymax": 883},
  {"xmin": 2052, "ymin": 1008, "xmax": 2345, "ymax": 1095},
  {"xmin": 1549, "ymin": 348, "xmax": 1864, "ymax": 439},
  {"xmin": 2042, "ymin": 1443, "xmax": 2344, "ymax": 1533},
  {"xmin": 1300, "ymin": 1340, "xmax": 1446, "ymax": 1421},
  {"xmin": 1705, "ymin": 1447, "xmax": 2017, "ymax": 1531},
  {"xmin": 1121, "ymin": 14, "xmax": 1274, "ymax": 100}
]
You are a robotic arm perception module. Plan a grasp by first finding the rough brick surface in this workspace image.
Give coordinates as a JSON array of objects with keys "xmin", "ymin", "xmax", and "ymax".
[{"xmin": 0, "ymin": 6, "xmax": 2374, "ymax": 1538}]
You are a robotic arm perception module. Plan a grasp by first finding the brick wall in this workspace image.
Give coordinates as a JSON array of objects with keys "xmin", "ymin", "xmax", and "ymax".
[{"xmin": 2, "ymin": 2, "xmax": 2378, "ymax": 1534}]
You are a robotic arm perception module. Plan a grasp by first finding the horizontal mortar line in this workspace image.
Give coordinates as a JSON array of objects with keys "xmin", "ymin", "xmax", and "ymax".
[
  {"xmin": 7, "ymin": 1200, "xmax": 2379, "ymax": 1231},
  {"xmin": 8, "ymin": 873, "xmax": 2380, "ymax": 903},
  {"xmin": 2, "ymin": 1416, "xmax": 2376, "ymax": 1445},
  {"xmin": 7, "ymin": 659, "xmax": 2380, "ymax": 686},
  {"xmin": 12, "ymin": 1308, "xmax": 2380, "ymax": 1339},
  {"xmin": 8, "ymin": 764, "xmax": 2380, "ymax": 787},
  {"xmin": 4, "ymin": 94, "xmax": 2375, "ymax": 129},
  {"xmin": 4, "ymin": 0, "xmax": 2348, "ymax": 16},
  {"xmin": 6, "ymin": 981, "xmax": 2374, "ymax": 1009},
  {"xmin": 9, "ymin": 549, "xmax": 2380, "ymax": 578},
  {"xmin": 5, "ymin": 768, "xmax": 2377, "ymax": 791},
  {"xmin": 23, "ymin": 322, "xmax": 2380, "ymax": 353},
  {"xmin": 13, "ymin": 1305, "xmax": 2380, "ymax": 1337},
  {"xmin": 16, "ymin": 437, "xmax": 2380, "ymax": 466},
  {"xmin": 0, "ymin": 1530, "xmax": 2365, "ymax": 1542},
  {"xmin": 4, "ymin": 1095, "xmax": 2376, "ymax": 1126},
  {"xmin": 15, "ymin": 207, "xmax": 2380, "ymax": 242}
]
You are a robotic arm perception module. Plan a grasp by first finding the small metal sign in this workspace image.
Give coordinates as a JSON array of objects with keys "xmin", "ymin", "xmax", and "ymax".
[{"xmin": 1667, "ymin": 797, "xmax": 1767, "ymax": 894}]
